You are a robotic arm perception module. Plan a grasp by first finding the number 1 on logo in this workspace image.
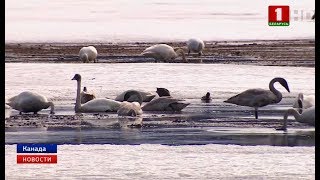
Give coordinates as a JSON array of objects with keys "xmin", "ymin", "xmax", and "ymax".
[{"xmin": 275, "ymin": 8, "xmax": 282, "ymax": 21}]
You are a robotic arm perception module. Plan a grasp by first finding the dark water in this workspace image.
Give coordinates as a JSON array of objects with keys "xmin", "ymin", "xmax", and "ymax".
[{"xmin": 5, "ymin": 126, "xmax": 315, "ymax": 146}]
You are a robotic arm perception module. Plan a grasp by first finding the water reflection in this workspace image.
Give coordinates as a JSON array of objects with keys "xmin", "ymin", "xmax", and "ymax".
[
  {"xmin": 118, "ymin": 116, "xmax": 143, "ymax": 129},
  {"xmin": 5, "ymin": 126, "xmax": 314, "ymax": 146}
]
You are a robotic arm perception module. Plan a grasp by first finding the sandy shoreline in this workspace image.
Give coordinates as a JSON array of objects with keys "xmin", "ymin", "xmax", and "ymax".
[{"xmin": 5, "ymin": 39, "xmax": 315, "ymax": 67}]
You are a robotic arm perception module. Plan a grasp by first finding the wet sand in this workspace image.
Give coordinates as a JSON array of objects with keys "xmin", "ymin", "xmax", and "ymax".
[{"xmin": 5, "ymin": 39, "xmax": 315, "ymax": 67}]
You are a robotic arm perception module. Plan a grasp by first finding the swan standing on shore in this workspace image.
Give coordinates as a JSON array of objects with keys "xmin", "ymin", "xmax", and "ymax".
[
  {"xmin": 224, "ymin": 77, "xmax": 290, "ymax": 119},
  {"xmin": 79, "ymin": 46, "xmax": 98, "ymax": 63},
  {"xmin": 115, "ymin": 90, "xmax": 156, "ymax": 102},
  {"xmin": 187, "ymin": 38, "xmax": 205, "ymax": 56},
  {"xmin": 81, "ymin": 87, "xmax": 96, "ymax": 104},
  {"xmin": 278, "ymin": 105, "xmax": 315, "ymax": 131},
  {"xmin": 6, "ymin": 91, "xmax": 55, "ymax": 114},
  {"xmin": 292, "ymin": 93, "xmax": 315, "ymax": 113},
  {"xmin": 141, "ymin": 44, "xmax": 187, "ymax": 63}
]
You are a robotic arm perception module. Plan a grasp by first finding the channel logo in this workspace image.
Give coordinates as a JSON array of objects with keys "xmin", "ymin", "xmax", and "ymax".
[
  {"xmin": 16, "ymin": 144, "xmax": 58, "ymax": 164},
  {"xmin": 268, "ymin": 6, "xmax": 290, "ymax": 26}
]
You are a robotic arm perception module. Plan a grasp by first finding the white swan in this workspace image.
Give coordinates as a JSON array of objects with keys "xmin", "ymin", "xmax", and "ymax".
[
  {"xmin": 79, "ymin": 46, "xmax": 98, "ymax": 63},
  {"xmin": 224, "ymin": 77, "xmax": 290, "ymax": 119},
  {"xmin": 292, "ymin": 93, "xmax": 315, "ymax": 113},
  {"xmin": 187, "ymin": 38, "xmax": 205, "ymax": 56},
  {"xmin": 115, "ymin": 89, "xmax": 156, "ymax": 102},
  {"xmin": 142, "ymin": 97, "xmax": 190, "ymax": 111},
  {"xmin": 141, "ymin": 44, "xmax": 187, "ymax": 63},
  {"xmin": 278, "ymin": 106, "xmax": 315, "ymax": 131},
  {"xmin": 81, "ymin": 86, "xmax": 96, "ymax": 104},
  {"xmin": 117, "ymin": 90, "xmax": 143, "ymax": 117},
  {"xmin": 6, "ymin": 91, "xmax": 55, "ymax": 114},
  {"xmin": 72, "ymin": 74, "xmax": 121, "ymax": 112},
  {"xmin": 5, "ymin": 104, "xmax": 12, "ymax": 119},
  {"xmin": 72, "ymin": 74, "xmax": 142, "ymax": 115}
]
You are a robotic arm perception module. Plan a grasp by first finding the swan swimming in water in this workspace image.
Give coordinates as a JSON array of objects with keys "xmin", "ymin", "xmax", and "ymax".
[
  {"xmin": 224, "ymin": 77, "xmax": 290, "ymax": 119},
  {"xmin": 115, "ymin": 89, "xmax": 156, "ymax": 102},
  {"xmin": 6, "ymin": 91, "xmax": 55, "ymax": 114},
  {"xmin": 201, "ymin": 92, "xmax": 212, "ymax": 103},
  {"xmin": 117, "ymin": 90, "xmax": 143, "ymax": 116},
  {"xmin": 156, "ymin": 87, "xmax": 171, "ymax": 97},
  {"xmin": 292, "ymin": 93, "xmax": 315, "ymax": 113},
  {"xmin": 141, "ymin": 44, "xmax": 187, "ymax": 63},
  {"xmin": 142, "ymin": 97, "xmax": 190, "ymax": 111},
  {"xmin": 81, "ymin": 87, "xmax": 96, "ymax": 104},
  {"xmin": 118, "ymin": 88, "xmax": 189, "ymax": 111},
  {"xmin": 187, "ymin": 38, "xmax": 205, "ymax": 56},
  {"xmin": 79, "ymin": 46, "xmax": 98, "ymax": 63},
  {"xmin": 72, "ymin": 74, "xmax": 122, "ymax": 112},
  {"xmin": 277, "ymin": 105, "xmax": 315, "ymax": 131},
  {"xmin": 72, "ymin": 74, "xmax": 142, "ymax": 114}
]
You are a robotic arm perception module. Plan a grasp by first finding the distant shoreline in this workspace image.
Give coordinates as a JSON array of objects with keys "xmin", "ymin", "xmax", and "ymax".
[
  {"xmin": 4, "ymin": 38, "xmax": 315, "ymax": 44},
  {"xmin": 5, "ymin": 39, "xmax": 315, "ymax": 67}
]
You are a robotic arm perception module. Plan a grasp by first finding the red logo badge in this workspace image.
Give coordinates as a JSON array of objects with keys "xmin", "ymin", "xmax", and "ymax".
[{"xmin": 268, "ymin": 6, "xmax": 290, "ymax": 26}]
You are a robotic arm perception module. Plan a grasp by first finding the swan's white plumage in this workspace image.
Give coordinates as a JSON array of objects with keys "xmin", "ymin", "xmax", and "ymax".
[
  {"xmin": 279, "ymin": 106, "xmax": 315, "ymax": 130},
  {"xmin": 72, "ymin": 74, "xmax": 121, "ymax": 113},
  {"xmin": 117, "ymin": 102, "xmax": 142, "ymax": 116},
  {"xmin": 187, "ymin": 38, "xmax": 205, "ymax": 55},
  {"xmin": 80, "ymin": 98, "xmax": 121, "ymax": 112},
  {"xmin": 292, "ymin": 93, "xmax": 315, "ymax": 109},
  {"xmin": 141, "ymin": 44, "xmax": 187, "ymax": 62},
  {"xmin": 79, "ymin": 46, "xmax": 98, "ymax": 63},
  {"xmin": 6, "ymin": 91, "xmax": 55, "ymax": 114}
]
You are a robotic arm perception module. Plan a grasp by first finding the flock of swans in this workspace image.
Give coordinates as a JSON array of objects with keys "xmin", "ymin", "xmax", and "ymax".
[
  {"xmin": 79, "ymin": 38, "xmax": 205, "ymax": 63},
  {"xmin": 5, "ymin": 38, "xmax": 315, "ymax": 131}
]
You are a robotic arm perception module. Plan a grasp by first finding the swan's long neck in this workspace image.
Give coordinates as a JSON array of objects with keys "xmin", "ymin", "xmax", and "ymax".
[
  {"xmin": 75, "ymin": 79, "xmax": 82, "ymax": 112},
  {"xmin": 269, "ymin": 78, "xmax": 282, "ymax": 103},
  {"xmin": 282, "ymin": 108, "xmax": 301, "ymax": 129},
  {"xmin": 175, "ymin": 48, "xmax": 187, "ymax": 62}
]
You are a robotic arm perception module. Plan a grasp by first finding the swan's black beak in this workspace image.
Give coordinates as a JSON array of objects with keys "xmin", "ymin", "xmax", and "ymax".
[
  {"xmin": 284, "ymin": 84, "xmax": 290, "ymax": 93},
  {"xmin": 280, "ymin": 80, "xmax": 290, "ymax": 93}
]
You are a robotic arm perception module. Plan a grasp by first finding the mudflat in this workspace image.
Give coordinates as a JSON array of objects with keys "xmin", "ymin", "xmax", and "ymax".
[{"xmin": 5, "ymin": 39, "xmax": 315, "ymax": 67}]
